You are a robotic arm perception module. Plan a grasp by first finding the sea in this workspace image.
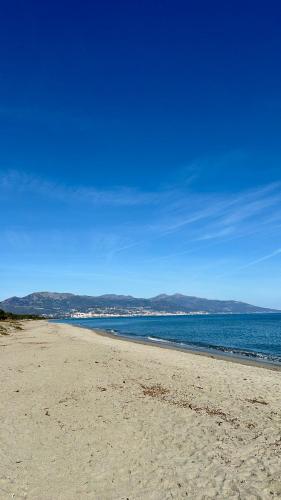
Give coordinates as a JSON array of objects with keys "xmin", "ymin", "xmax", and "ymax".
[{"xmin": 57, "ymin": 313, "xmax": 281, "ymax": 366}]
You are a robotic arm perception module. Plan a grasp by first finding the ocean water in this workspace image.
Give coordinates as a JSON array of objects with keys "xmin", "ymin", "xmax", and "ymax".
[{"xmin": 57, "ymin": 314, "xmax": 281, "ymax": 365}]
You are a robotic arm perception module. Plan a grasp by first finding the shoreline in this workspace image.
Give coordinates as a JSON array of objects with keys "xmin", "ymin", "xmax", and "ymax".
[{"xmin": 58, "ymin": 321, "xmax": 281, "ymax": 371}]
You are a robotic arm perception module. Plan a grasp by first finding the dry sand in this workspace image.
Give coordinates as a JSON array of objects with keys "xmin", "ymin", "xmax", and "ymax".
[{"xmin": 1, "ymin": 320, "xmax": 281, "ymax": 499}]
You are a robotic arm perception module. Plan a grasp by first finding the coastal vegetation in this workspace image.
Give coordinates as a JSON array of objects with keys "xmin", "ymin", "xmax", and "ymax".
[
  {"xmin": 0, "ymin": 309, "xmax": 41, "ymax": 336},
  {"xmin": 0, "ymin": 309, "xmax": 41, "ymax": 321}
]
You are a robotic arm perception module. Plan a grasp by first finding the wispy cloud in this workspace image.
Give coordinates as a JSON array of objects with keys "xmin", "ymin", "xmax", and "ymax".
[
  {"xmin": 0, "ymin": 170, "xmax": 168, "ymax": 207},
  {"xmin": 159, "ymin": 182, "xmax": 281, "ymax": 240},
  {"xmin": 215, "ymin": 248, "xmax": 281, "ymax": 280},
  {"xmin": 1, "ymin": 165, "xmax": 281, "ymax": 267},
  {"xmin": 195, "ymin": 226, "xmax": 236, "ymax": 241},
  {"xmin": 132, "ymin": 180, "xmax": 281, "ymax": 266},
  {"xmin": 236, "ymin": 248, "xmax": 281, "ymax": 270}
]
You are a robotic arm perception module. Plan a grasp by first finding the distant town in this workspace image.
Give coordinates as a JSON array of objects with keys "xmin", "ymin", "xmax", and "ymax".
[{"xmin": 68, "ymin": 307, "xmax": 209, "ymax": 319}]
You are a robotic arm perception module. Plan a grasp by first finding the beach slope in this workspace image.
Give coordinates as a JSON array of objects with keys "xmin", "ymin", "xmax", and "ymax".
[{"xmin": 1, "ymin": 320, "xmax": 281, "ymax": 499}]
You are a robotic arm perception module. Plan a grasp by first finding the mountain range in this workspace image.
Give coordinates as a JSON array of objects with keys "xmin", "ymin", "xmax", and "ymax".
[{"xmin": 0, "ymin": 292, "xmax": 278, "ymax": 317}]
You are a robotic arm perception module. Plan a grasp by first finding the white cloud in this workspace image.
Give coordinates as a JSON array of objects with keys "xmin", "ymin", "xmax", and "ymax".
[{"xmin": 0, "ymin": 170, "xmax": 166, "ymax": 207}]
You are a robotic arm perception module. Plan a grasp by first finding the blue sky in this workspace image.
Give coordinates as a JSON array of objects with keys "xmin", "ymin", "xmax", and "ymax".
[{"xmin": 1, "ymin": 1, "xmax": 281, "ymax": 307}]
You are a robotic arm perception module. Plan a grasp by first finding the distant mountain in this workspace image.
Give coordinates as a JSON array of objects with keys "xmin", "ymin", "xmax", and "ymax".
[{"xmin": 0, "ymin": 291, "xmax": 278, "ymax": 317}]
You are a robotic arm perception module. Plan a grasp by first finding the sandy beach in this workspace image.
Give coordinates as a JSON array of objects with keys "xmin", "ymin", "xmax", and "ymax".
[{"xmin": 1, "ymin": 320, "xmax": 281, "ymax": 499}]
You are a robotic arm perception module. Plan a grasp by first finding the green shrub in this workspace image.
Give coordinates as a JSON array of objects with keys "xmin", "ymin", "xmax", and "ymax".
[{"xmin": 0, "ymin": 309, "xmax": 41, "ymax": 320}]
